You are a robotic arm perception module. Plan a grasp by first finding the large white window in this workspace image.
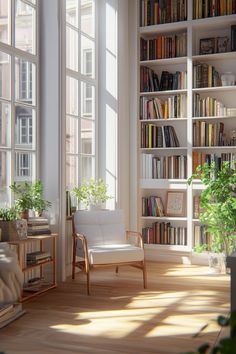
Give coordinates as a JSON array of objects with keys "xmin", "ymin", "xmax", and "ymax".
[
  {"xmin": 65, "ymin": 0, "xmax": 96, "ymax": 191},
  {"xmin": 0, "ymin": 0, "xmax": 38, "ymax": 206}
]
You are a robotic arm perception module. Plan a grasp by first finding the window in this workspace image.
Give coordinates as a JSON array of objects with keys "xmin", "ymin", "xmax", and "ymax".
[
  {"xmin": 0, "ymin": 0, "xmax": 38, "ymax": 206},
  {"xmin": 65, "ymin": 0, "xmax": 96, "ymax": 191}
]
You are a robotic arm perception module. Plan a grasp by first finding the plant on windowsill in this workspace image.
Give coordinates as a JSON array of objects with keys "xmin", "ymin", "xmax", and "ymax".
[
  {"xmin": 10, "ymin": 180, "xmax": 51, "ymax": 219},
  {"xmin": 73, "ymin": 178, "xmax": 112, "ymax": 210},
  {"xmin": 188, "ymin": 161, "xmax": 236, "ymax": 271}
]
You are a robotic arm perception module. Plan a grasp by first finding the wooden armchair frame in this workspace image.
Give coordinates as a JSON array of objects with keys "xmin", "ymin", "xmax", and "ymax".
[{"xmin": 71, "ymin": 214, "xmax": 147, "ymax": 295}]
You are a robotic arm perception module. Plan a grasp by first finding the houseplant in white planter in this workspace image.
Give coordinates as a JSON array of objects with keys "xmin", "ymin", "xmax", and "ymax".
[
  {"xmin": 73, "ymin": 178, "xmax": 111, "ymax": 210},
  {"xmin": 188, "ymin": 161, "xmax": 236, "ymax": 272}
]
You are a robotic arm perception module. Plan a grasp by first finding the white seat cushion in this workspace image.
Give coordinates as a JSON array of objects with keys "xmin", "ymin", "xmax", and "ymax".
[{"xmin": 88, "ymin": 244, "xmax": 144, "ymax": 265}]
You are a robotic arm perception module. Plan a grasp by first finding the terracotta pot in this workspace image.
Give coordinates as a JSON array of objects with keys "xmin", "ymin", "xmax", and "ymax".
[{"xmin": 19, "ymin": 210, "xmax": 29, "ymax": 220}]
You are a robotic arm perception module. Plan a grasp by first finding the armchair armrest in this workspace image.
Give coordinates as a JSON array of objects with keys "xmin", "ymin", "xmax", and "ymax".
[
  {"xmin": 73, "ymin": 232, "xmax": 90, "ymax": 270},
  {"xmin": 126, "ymin": 231, "xmax": 144, "ymax": 248}
]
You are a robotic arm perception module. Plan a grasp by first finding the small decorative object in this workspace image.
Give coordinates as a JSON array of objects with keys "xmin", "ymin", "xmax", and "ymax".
[
  {"xmin": 199, "ymin": 37, "xmax": 215, "ymax": 55},
  {"xmin": 10, "ymin": 180, "xmax": 51, "ymax": 219},
  {"xmin": 230, "ymin": 129, "xmax": 236, "ymax": 146},
  {"xmin": 227, "ymin": 107, "xmax": 236, "ymax": 116},
  {"xmin": 216, "ymin": 36, "xmax": 229, "ymax": 53},
  {"xmin": 221, "ymin": 72, "xmax": 235, "ymax": 86},
  {"xmin": 166, "ymin": 191, "xmax": 185, "ymax": 217},
  {"xmin": 73, "ymin": 178, "xmax": 112, "ymax": 210}
]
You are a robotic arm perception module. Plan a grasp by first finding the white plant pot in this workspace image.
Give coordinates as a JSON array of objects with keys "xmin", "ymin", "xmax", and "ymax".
[{"xmin": 208, "ymin": 253, "xmax": 227, "ymax": 274}]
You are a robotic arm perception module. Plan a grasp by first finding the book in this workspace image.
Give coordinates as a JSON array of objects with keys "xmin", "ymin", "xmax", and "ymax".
[
  {"xmin": 27, "ymin": 251, "xmax": 51, "ymax": 260},
  {"xmin": 231, "ymin": 25, "xmax": 236, "ymax": 51}
]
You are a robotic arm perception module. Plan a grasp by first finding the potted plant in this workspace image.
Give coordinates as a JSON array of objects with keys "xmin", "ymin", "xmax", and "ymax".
[
  {"xmin": 73, "ymin": 178, "xmax": 111, "ymax": 210},
  {"xmin": 0, "ymin": 206, "xmax": 27, "ymax": 241},
  {"xmin": 10, "ymin": 180, "xmax": 51, "ymax": 219},
  {"xmin": 188, "ymin": 161, "xmax": 236, "ymax": 271}
]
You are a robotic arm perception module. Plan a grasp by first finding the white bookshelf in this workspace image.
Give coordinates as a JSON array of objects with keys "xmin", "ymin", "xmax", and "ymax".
[{"xmin": 132, "ymin": 0, "xmax": 236, "ymax": 263}]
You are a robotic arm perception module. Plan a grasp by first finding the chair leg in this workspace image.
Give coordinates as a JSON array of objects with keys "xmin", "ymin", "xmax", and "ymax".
[
  {"xmin": 142, "ymin": 261, "xmax": 147, "ymax": 289},
  {"xmin": 86, "ymin": 269, "xmax": 90, "ymax": 295},
  {"xmin": 72, "ymin": 238, "xmax": 76, "ymax": 280},
  {"xmin": 115, "ymin": 266, "xmax": 119, "ymax": 274}
]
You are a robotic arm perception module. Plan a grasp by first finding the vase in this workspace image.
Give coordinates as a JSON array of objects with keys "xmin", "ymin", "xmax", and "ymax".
[
  {"xmin": 221, "ymin": 72, "xmax": 235, "ymax": 86},
  {"xmin": 208, "ymin": 252, "xmax": 227, "ymax": 274}
]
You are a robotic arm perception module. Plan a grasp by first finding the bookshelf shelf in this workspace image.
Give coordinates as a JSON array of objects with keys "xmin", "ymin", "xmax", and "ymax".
[
  {"xmin": 140, "ymin": 21, "xmax": 188, "ymax": 35},
  {"xmin": 192, "ymin": 52, "xmax": 236, "ymax": 62},
  {"xmin": 192, "ymin": 86, "xmax": 236, "ymax": 93},
  {"xmin": 140, "ymin": 89, "xmax": 187, "ymax": 96},
  {"xmin": 22, "ymin": 259, "xmax": 54, "ymax": 272},
  {"xmin": 140, "ymin": 57, "xmax": 187, "ymax": 66},
  {"xmin": 141, "ymin": 216, "xmax": 187, "ymax": 221},
  {"xmin": 133, "ymin": 1, "xmax": 236, "ymax": 264}
]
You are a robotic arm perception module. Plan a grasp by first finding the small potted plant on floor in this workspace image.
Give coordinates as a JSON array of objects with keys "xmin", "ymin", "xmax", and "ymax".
[
  {"xmin": 188, "ymin": 161, "xmax": 236, "ymax": 272},
  {"xmin": 10, "ymin": 180, "xmax": 51, "ymax": 219},
  {"xmin": 73, "ymin": 178, "xmax": 111, "ymax": 210}
]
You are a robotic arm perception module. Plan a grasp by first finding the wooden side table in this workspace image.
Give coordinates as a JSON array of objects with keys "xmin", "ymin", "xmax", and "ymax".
[{"xmin": 9, "ymin": 234, "xmax": 57, "ymax": 302}]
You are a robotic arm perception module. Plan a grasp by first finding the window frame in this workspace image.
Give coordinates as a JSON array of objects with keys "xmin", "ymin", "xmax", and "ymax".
[{"xmin": 0, "ymin": 0, "xmax": 39, "ymax": 206}]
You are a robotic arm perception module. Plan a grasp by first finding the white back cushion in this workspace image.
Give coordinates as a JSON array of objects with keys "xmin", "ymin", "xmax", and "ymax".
[{"xmin": 73, "ymin": 209, "xmax": 126, "ymax": 246}]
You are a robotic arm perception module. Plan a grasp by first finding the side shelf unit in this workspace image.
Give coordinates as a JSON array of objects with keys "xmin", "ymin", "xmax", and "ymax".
[
  {"xmin": 134, "ymin": 0, "xmax": 236, "ymax": 263},
  {"xmin": 9, "ymin": 234, "xmax": 57, "ymax": 302}
]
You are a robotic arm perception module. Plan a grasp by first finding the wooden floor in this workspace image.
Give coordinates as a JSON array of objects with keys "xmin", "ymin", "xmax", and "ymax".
[{"xmin": 0, "ymin": 262, "xmax": 230, "ymax": 354}]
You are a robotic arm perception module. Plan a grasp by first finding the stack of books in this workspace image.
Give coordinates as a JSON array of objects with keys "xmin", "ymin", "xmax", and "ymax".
[
  {"xmin": 27, "ymin": 217, "xmax": 51, "ymax": 236},
  {"xmin": 142, "ymin": 196, "xmax": 165, "ymax": 217},
  {"xmin": 193, "ymin": 120, "xmax": 225, "ymax": 146},
  {"xmin": 194, "ymin": 225, "xmax": 212, "ymax": 250},
  {"xmin": 192, "ymin": 151, "xmax": 236, "ymax": 173},
  {"xmin": 193, "ymin": 63, "xmax": 221, "ymax": 88},
  {"xmin": 193, "ymin": 94, "xmax": 228, "ymax": 117},
  {"xmin": 26, "ymin": 251, "xmax": 52, "ymax": 265},
  {"xmin": 0, "ymin": 303, "xmax": 25, "ymax": 329},
  {"xmin": 193, "ymin": 0, "xmax": 236, "ymax": 19}
]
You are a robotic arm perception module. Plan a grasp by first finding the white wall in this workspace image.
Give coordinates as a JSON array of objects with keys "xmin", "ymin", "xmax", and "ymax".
[{"xmin": 40, "ymin": 0, "xmax": 65, "ymax": 281}]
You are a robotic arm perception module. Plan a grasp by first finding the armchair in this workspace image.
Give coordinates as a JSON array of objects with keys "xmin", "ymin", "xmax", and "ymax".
[{"xmin": 71, "ymin": 209, "xmax": 147, "ymax": 295}]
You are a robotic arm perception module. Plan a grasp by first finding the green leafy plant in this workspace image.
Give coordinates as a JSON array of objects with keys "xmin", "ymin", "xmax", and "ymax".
[
  {"xmin": 180, "ymin": 310, "xmax": 236, "ymax": 354},
  {"xmin": 73, "ymin": 178, "xmax": 112, "ymax": 209},
  {"xmin": 0, "ymin": 207, "xmax": 18, "ymax": 221},
  {"xmin": 10, "ymin": 180, "xmax": 51, "ymax": 214},
  {"xmin": 188, "ymin": 161, "xmax": 236, "ymax": 256}
]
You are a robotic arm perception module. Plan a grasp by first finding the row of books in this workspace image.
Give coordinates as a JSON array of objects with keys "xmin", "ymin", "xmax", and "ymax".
[
  {"xmin": 140, "ymin": 153, "xmax": 187, "ymax": 179},
  {"xmin": 193, "ymin": 94, "xmax": 227, "ymax": 117},
  {"xmin": 140, "ymin": 33, "xmax": 187, "ymax": 61},
  {"xmin": 194, "ymin": 225, "xmax": 211, "ymax": 250},
  {"xmin": 142, "ymin": 196, "xmax": 165, "ymax": 217},
  {"xmin": 140, "ymin": 0, "xmax": 187, "ymax": 27},
  {"xmin": 26, "ymin": 251, "xmax": 52, "ymax": 265},
  {"xmin": 192, "ymin": 151, "xmax": 236, "ymax": 173},
  {"xmin": 193, "ymin": 63, "xmax": 221, "ymax": 88},
  {"xmin": 193, "ymin": 121, "xmax": 225, "ymax": 146},
  {"xmin": 27, "ymin": 217, "xmax": 51, "ymax": 236},
  {"xmin": 142, "ymin": 223, "xmax": 187, "ymax": 245},
  {"xmin": 140, "ymin": 95, "xmax": 187, "ymax": 120},
  {"xmin": 141, "ymin": 124, "xmax": 180, "ymax": 148},
  {"xmin": 193, "ymin": 0, "xmax": 236, "ymax": 19}
]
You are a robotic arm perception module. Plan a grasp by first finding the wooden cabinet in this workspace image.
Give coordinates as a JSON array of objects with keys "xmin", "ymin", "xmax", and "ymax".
[{"xmin": 9, "ymin": 234, "xmax": 57, "ymax": 302}]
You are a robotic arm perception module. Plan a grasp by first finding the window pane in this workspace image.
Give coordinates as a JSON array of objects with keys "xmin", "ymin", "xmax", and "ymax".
[
  {"xmin": 66, "ymin": 26, "xmax": 78, "ymax": 71},
  {"xmin": 81, "ymin": 81, "xmax": 94, "ymax": 118},
  {"xmin": 66, "ymin": 0, "xmax": 78, "ymax": 28},
  {"xmin": 81, "ymin": 155, "xmax": 94, "ymax": 179},
  {"xmin": 15, "ymin": 105, "xmax": 35, "ymax": 149},
  {"xmin": 66, "ymin": 76, "xmax": 78, "ymax": 115},
  {"xmin": 81, "ymin": 35, "xmax": 94, "ymax": 78},
  {"xmin": 0, "ymin": 150, "xmax": 10, "ymax": 206},
  {"xmin": 0, "ymin": 0, "xmax": 10, "ymax": 44},
  {"xmin": 14, "ymin": 151, "xmax": 34, "ymax": 183},
  {"xmin": 15, "ymin": 58, "xmax": 35, "ymax": 105},
  {"xmin": 15, "ymin": 0, "xmax": 36, "ymax": 54},
  {"xmin": 66, "ymin": 116, "xmax": 78, "ymax": 153},
  {"xmin": 0, "ymin": 52, "xmax": 11, "ymax": 100},
  {"xmin": 81, "ymin": 118, "xmax": 94, "ymax": 154},
  {"xmin": 81, "ymin": 0, "xmax": 94, "ymax": 37},
  {"xmin": 0, "ymin": 102, "xmax": 11, "ymax": 147},
  {"xmin": 66, "ymin": 155, "xmax": 78, "ymax": 189}
]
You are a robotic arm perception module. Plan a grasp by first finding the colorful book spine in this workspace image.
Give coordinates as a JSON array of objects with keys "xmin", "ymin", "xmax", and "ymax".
[{"xmin": 142, "ymin": 223, "xmax": 187, "ymax": 245}]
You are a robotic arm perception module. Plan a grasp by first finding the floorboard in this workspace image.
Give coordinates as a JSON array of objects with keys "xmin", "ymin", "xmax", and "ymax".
[{"xmin": 0, "ymin": 262, "xmax": 230, "ymax": 354}]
